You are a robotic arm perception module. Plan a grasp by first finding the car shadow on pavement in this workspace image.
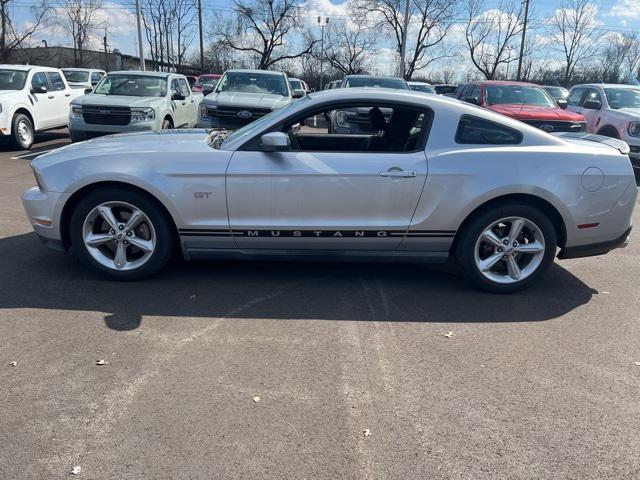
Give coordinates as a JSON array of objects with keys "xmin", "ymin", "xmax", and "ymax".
[{"xmin": 0, "ymin": 232, "xmax": 597, "ymax": 331}]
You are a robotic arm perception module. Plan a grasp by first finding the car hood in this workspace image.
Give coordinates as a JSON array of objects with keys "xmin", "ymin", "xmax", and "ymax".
[
  {"xmin": 488, "ymin": 104, "xmax": 585, "ymax": 121},
  {"xmin": 33, "ymin": 130, "xmax": 211, "ymax": 170},
  {"xmin": 203, "ymin": 91, "xmax": 291, "ymax": 109},
  {"xmin": 71, "ymin": 94, "xmax": 165, "ymax": 107},
  {"xmin": 612, "ymin": 107, "xmax": 640, "ymax": 118}
]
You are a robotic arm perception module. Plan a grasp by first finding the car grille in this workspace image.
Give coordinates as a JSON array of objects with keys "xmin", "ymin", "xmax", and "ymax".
[
  {"xmin": 521, "ymin": 120, "xmax": 586, "ymax": 133},
  {"xmin": 206, "ymin": 106, "xmax": 272, "ymax": 127},
  {"xmin": 82, "ymin": 106, "xmax": 131, "ymax": 126}
]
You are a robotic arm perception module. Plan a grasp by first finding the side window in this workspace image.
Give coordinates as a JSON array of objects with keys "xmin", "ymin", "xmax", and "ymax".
[
  {"xmin": 455, "ymin": 115, "xmax": 523, "ymax": 145},
  {"xmin": 458, "ymin": 85, "xmax": 471, "ymax": 99},
  {"xmin": 47, "ymin": 72, "xmax": 65, "ymax": 91},
  {"xmin": 278, "ymin": 104, "xmax": 432, "ymax": 153},
  {"xmin": 469, "ymin": 84, "xmax": 481, "ymax": 100},
  {"xmin": 91, "ymin": 72, "xmax": 103, "ymax": 83},
  {"xmin": 31, "ymin": 72, "xmax": 48, "ymax": 91},
  {"xmin": 178, "ymin": 78, "xmax": 190, "ymax": 96},
  {"xmin": 568, "ymin": 87, "xmax": 586, "ymax": 106}
]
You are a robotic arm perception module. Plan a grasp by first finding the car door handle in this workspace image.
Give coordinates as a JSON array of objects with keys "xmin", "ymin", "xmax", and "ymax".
[
  {"xmin": 47, "ymin": 95, "xmax": 54, "ymax": 99},
  {"xmin": 379, "ymin": 169, "xmax": 416, "ymax": 178},
  {"xmin": 65, "ymin": 93, "xmax": 71, "ymax": 97}
]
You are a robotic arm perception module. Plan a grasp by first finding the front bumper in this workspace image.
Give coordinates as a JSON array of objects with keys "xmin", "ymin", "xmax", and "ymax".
[
  {"xmin": 69, "ymin": 117, "xmax": 159, "ymax": 135},
  {"xmin": 21, "ymin": 186, "xmax": 68, "ymax": 249},
  {"xmin": 558, "ymin": 226, "xmax": 632, "ymax": 259}
]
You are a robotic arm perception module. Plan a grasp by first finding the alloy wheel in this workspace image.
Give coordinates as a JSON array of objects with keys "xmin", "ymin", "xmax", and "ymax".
[
  {"xmin": 473, "ymin": 216, "xmax": 546, "ymax": 284},
  {"xmin": 82, "ymin": 201, "xmax": 156, "ymax": 271}
]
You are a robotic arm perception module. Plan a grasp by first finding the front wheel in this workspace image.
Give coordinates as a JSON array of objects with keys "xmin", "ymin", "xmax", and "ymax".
[
  {"xmin": 457, "ymin": 204, "xmax": 557, "ymax": 293},
  {"xmin": 12, "ymin": 113, "xmax": 34, "ymax": 150},
  {"xmin": 162, "ymin": 118, "xmax": 173, "ymax": 130},
  {"xmin": 70, "ymin": 188, "xmax": 174, "ymax": 280}
]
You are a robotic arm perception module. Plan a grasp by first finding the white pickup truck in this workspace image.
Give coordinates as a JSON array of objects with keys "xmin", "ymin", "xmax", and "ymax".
[{"xmin": 0, "ymin": 64, "xmax": 83, "ymax": 149}]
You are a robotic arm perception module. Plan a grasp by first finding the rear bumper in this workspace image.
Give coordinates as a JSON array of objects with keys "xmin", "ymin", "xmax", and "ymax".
[{"xmin": 558, "ymin": 226, "xmax": 632, "ymax": 259}]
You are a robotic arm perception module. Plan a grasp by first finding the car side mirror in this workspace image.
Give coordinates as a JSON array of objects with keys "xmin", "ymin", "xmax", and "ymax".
[
  {"xmin": 463, "ymin": 96, "xmax": 480, "ymax": 105},
  {"xmin": 171, "ymin": 90, "xmax": 185, "ymax": 101},
  {"xmin": 31, "ymin": 85, "xmax": 47, "ymax": 94},
  {"xmin": 202, "ymin": 83, "xmax": 215, "ymax": 96},
  {"xmin": 583, "ymin": 99, "xmax": 601, "ymax": 110},
  {"xmin": 261, "ymin": 132, "xmax": 290, "ymax": 152},
  {"xmin": 557, "ymin": 99, "xmax": 568, "ymax": 109},
  {"xmin": 292, "ymin": 88, "xmax": 305, "ymax": 99},
  {"xmin": 84, "ymin": 88, "xmax": 93, "ymax": 95}
]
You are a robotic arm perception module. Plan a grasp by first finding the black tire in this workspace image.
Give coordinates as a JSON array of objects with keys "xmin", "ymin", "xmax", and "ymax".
[
  {"xmin": 70, "ymin": 130, "xmax": 88, "ymax": 143},
  {"xmin": 457, "ymin": 204, "xmax": 557, "ymax": 293},
  {"xmin": 11, "ymin": 113, "xmax": 34, "ymax": 150},
  {"xmin": 162, "ymin": 118, "xmax": 173, "ymax": 129},
  {"xmin": 596, "ymin": 126, "xmax": 620, "ymax": 139},
  {"xmin": 69, "ymin": 188, "xmax": 175, "ymax": 280}
]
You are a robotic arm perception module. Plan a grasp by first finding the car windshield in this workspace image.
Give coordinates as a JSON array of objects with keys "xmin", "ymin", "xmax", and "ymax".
[
  {"xmin": 0, "ymin": 69, "xmax": 27, "ymax": 90},
  {"xmin": 290, "ymin": 80, "xmax": 303, "ymax": 90},
  {"xmin": 410, "ymin": 84, "xmax": 435, "ymax": 93},
  {"xmin": 544, "ymin": 86, "xmax": 568, "ymax": 99},
  {"xmin": 93, "ymin": 74, "xmax": 167, "ymax": 97},
  {"xmin": 344, "ymin": 77, "xmax": 408, "ymax": 89},
  {"xmin": 62, "ymin": 70, "xmax": 90, "ymax": 83},
  {"xmin": 195, "ymin": 76, "xmax": 219, "ymax": 87},
  {"xmin": 216, "ymin": 72, "xmax": 288, "ymax": 96},
  {"xmin": 604, "ymin": 88, "xmax": 640, "ymax": 109},
  {"xmin": 486, "ymin": 85, "xmax": 556, "ymax": 107}
]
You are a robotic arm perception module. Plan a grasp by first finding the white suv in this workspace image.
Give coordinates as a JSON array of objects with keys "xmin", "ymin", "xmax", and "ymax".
[
  {"xmin": 567, "ymin": 83, "xmax": 640, "ymax": 165},
  {"xmin": 0, "ymin": 65, "xmax": 80, "ymax": 150}
]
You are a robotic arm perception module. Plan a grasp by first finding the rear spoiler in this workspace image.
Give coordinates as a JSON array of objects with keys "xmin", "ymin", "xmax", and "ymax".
[{"xmin": 551, "ymin": 132, "xmax": 630, "ymax": 155}]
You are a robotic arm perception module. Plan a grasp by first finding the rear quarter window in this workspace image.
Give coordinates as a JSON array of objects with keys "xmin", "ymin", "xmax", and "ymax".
[{"xmin": 455, "ymin": 115, "xmax": 523, "ymax": 145}]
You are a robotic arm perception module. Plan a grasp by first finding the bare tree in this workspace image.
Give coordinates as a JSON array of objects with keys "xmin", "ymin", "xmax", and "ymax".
[
  {"xmin": 135, "ymin": 0, "xmax": 197, "ymax": 71},
  {"xmin": 464, "ymin": 0, "xmax": 526, "ymax": 80},
  {"xmin": 56, "ymin": 0, "xmax": 104, "ymax": 67},
  {"xmin": 624, "ymin": 34, "xmax": 640, "ymax": 82},
  {"xmin": 548, "ymin": 0, "xmax": 598, "ymax": 86},
  {"xmin": 214, "ymin": 0, "xmax": 317, "ymax": 70},
  {"xmin": 323, "ymin": 20, "xmax": 377, "ymax": 75},
  {"xmin": 355, "ymin": 0, "xmax": 458, "ymax": 79},
  {"xmin": 0, "ymin": 0, "xmax": 51, "ymax": 62}
]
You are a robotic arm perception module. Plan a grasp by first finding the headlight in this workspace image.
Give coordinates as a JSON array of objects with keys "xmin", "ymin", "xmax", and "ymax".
[
  {"xmin": 336, "ymin": 111, "xmax": 356, "ymax": 128},
  {"xmin": 130, "ymin": 107, "xmax": 155, "ymax": 123},
  {"xmin": 200, "ymin": 104, "xmax": 214, "ymax": 117},
  {"xmin": 31, "ymin": 166, "xmax": 45, "ymax": 191},
  {"xmin": 70, "ymin": 105, "xmax": 82, "ymax": 119},
  {"xmin": 628, "ymin": 122, "xmax": 640, "ymax": 137}
]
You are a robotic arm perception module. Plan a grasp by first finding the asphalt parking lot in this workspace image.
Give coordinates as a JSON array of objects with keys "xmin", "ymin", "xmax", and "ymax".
[{"xmin": 1, "ymin": 133, "xmax": 640, "ymax": 479}]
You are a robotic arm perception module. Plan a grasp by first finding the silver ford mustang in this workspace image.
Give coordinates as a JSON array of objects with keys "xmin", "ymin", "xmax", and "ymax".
[{"xmin": 22, "ymin": 88, "xmax": 638, "ymax": 293}]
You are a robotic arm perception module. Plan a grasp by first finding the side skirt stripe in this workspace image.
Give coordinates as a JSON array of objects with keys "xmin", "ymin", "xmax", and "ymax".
[{"xmin": 179, "ymin": 229, "xmax": 455, "ymax": 238}]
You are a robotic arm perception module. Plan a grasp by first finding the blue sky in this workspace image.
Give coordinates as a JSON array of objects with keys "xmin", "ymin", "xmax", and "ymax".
[{"xmin": 10, "ymin": 0, "xmax": 640, "ymax": 71}]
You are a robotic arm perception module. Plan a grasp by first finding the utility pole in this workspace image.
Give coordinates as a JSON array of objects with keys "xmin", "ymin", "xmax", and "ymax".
[
  {"xmin": 317, "ymin": 16, "xmax": 329, "ymax": 90},
  {"xmin": 103, "ymin": 27, "xmax": 108, "ymax": 71},
  {"xmin": 197, "ymin": 0, "xmax": 204, "ymax": 72},
  {"xmin": 135, "ymin": 0, "xmax": 146, "ymax": 70},
  {"xmin": 516, "ymin": 0, "xmax": 529, "ymax": 81},
  {"xmin": 399, "ymin": 0, "xmax": 410, "ymax": 79}
]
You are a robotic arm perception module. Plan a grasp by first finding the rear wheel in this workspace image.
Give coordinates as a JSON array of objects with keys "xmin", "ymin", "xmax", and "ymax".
[
  {"xmin": 70, "ymin": 188, "xmax": 174, "ymax": 280},
  {"xmin": 162, "ymin": 118, "xmax": 173, "ymax": 130},
  {"xmin": 457, "ymin": 204, "xmax": 557, "ymax": 293},
  {"xmin": 12, "ymin": 113, "xmax": 34, "ymax": 150}
]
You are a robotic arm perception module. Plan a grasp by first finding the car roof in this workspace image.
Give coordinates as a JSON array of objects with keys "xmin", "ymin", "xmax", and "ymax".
[
  {"xmin": 408, "ymin": 81, "xmax": 432, "ymax": 85},
  {"xmin": 199, "ymin": 73, "xmax": 220, "ymax": 77},
  {"xmin": 289, "ymin": 78, "xmax": 303, "ymax": 81},
  {"xmin": 62, "ymin": 68, "xmax": 104, "ymax": 72},
  {"xmin": 224, "ymin": 69, "xmax": 284, "ymax": 76},
  {"xmin": 107, "ymin": 70, "xmax": 173, "ymax": 78},
  {"xmin": 0, "ymin": 64, "xmax": 60, "ymax": 72},
  {"xmin": 344, "ymin": 74, "xmax": 405, "ymax": 80},
  {"xmin": 571, "ymin": 83, "xmax": 640, "ymax": 89},
  {"xmin": 470, "ymin": 80, "xmax": 539, "ymax": 87}
]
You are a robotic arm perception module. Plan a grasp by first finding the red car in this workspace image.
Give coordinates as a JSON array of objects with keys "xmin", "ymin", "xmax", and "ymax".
[
  {"xmin": 457, "ymin": 80, "xmax": 586, "ymax": 133},
  {"xmin": 192, "ymin": 74, "xmax": 222, "ymax": 93}
]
